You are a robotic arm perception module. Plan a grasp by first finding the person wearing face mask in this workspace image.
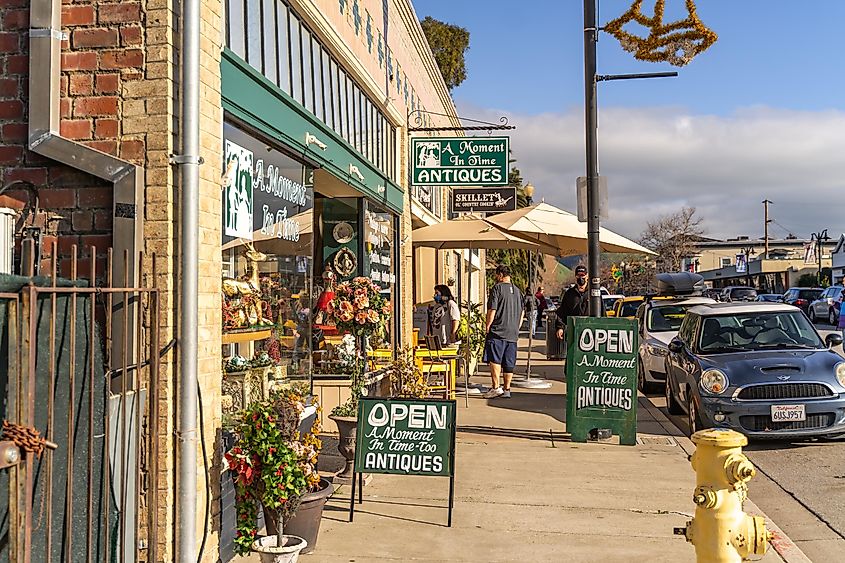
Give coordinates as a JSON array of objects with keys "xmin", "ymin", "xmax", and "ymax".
[
  {"xmin": 554, "ymin": 265, "xmax": 604, "ymax": 341},
  {"xmin": 432, "ymin": 284, "xmax": 461, "ymax": 345}
]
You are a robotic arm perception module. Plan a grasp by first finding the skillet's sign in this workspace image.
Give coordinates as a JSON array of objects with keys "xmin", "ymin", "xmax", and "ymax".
[
  {"xmin": 411, "ymin": 137, "xmax": 509, "ymax": 186},
  {"xmin": 565, "ymin": 317, "xmax": 638, "ymax": 445},
  {"xmin": 451, "ymin": 187, "xmax": 517, "ymax": 213}
]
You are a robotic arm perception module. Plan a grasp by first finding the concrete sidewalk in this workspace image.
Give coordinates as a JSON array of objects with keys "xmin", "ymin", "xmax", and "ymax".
[{"xmin": 291, "ymin": 339, "xmax": 794, "ymax": 562}]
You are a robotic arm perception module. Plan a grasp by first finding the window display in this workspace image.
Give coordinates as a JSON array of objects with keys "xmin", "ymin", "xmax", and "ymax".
[{"xmin": 221, "ymin": 122, "xmax": 314, "ymax": 414}]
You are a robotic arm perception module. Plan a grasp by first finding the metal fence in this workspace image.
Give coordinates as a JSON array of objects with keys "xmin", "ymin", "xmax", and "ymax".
[{"xmin": 0, "ymin": 244, "xmax": 162, "ymax": 562}]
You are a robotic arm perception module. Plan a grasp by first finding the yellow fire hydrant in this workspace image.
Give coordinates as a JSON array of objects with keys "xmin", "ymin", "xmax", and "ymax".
[{"xmin": 675, "ymin": 428, "xmax": 772, "ymax": 562}]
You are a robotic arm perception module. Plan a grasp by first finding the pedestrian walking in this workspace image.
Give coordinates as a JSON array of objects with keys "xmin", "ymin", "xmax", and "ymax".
[
  {"xmin": 432, "ymin": 284, "xmax": 461, "ymax": 345},
  {"xmin": 554, "ymin": 265, "xmax": 604, "ymax": 341},
  {"xmin": 483, "ymin": 265, "xmax": 524, "ymax": 399},
  {"xmin": 535, "ymin": 286, "xmax": 548, "ymax": 316},
  {"xmin": 838, "ymin": 294, "xmax": 845, "ymax": 342},
  {"xmin": 523, "ymin": 287, "xmax": 539, "ymax": 337}
]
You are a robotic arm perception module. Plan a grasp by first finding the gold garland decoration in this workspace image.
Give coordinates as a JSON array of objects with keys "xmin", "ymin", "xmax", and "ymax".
[{"xmin": 603, "ymin": 0, "xmax": 718, "ymax": 67}]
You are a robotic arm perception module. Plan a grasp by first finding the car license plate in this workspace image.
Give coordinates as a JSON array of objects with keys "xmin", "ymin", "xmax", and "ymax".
[{"xmin": 771, "ymin": 404, "xmax": 805, "ymax": 422}]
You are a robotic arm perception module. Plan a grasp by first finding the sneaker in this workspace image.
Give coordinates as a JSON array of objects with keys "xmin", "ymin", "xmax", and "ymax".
[
  {"xmin": 501, "ymin": 389, "xmax": 511, "ymax": 399},
  {"xmin": 483, "ymin": 387, "xmax": 504, "ymax": 399}
]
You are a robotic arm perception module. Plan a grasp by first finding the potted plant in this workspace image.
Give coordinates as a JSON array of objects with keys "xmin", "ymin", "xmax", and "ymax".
[
  {"xmin": 225, "ymin": 386, "xmax": 331, "ymax": 560},
  {"xmin": 325, "ymin": 276, "xmax": 390, "ymax": 480},
  {"xmin": 389, "ymin": 346, "xmax": 431, "ymax": 399},
  {"xmin": 457, "ymin": 301, "xmax": 485, "ymax": 376}
]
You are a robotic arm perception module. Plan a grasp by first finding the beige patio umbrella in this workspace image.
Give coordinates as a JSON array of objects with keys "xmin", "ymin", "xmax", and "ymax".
[
  {"xmin": 412, "ymin": 214, "xmax": 557, "ymax": 253},
  {"xmin": 487, "ymin": 202, "xmax": 656, "ymax": 257}
]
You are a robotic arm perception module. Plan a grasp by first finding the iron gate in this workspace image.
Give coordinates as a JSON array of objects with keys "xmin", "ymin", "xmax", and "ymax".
[{"xmin": 0, "ymin": 246, "xmax": 162, "ymax": 562}]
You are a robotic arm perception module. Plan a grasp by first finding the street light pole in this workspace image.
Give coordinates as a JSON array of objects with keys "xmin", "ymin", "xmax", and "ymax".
[
  {"xmin": 582, "ymin": 0, "xmax": 677, "ymax": 316},
  {"xmin": 811, "ymin": 229, "xmax": 829, "ymax": 286},
  {"xmin": 584, "ymin": 0, "xmax": 601, "ymax": 317}
]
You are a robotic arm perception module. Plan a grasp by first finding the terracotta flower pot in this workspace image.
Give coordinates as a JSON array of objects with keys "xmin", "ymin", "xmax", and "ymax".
[
  {"xmin": 329, "ymin": 415, "xmax": 357, "ymax": 481},
  {"xmin": 283, "ymin": 478, "xmax": 333, "ymax": 554}
]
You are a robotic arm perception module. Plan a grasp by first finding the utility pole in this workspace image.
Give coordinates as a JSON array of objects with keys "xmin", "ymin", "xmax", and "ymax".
[
  {"xmin": 762, "ymin": 199, "xmax": 771, "ymax": 259},
  {"xmin": 583, "ymin": 0, "xmax": 601, "ymax": 317},
  {"xmin": 582, "ymin": 1, "xmax": 676, "ymax": 316}
]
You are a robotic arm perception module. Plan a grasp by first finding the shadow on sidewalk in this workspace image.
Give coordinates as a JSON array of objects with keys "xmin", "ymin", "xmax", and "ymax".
[
  {"xmin": 458, "ymin": 424, "xmax": 569, "ymax": 443},
  {"xmin": 483, "ymin": 390, "xmax": 566, "ymax": 424}
]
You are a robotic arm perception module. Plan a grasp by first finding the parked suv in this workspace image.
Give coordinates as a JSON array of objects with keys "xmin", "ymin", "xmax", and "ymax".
[
  {"xmin": 782, "ymin": 287, "xmax": 823, "ymax": 315},
  {"xmin": 720, "ymin": 286, "xmax": 758, "ymax": 302},
  {"xmin": 808, "ymin": 286, "xmax": 843, "ymax": 324}
]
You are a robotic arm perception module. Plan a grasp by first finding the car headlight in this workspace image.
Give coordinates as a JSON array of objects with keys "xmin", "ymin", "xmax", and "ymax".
[
  {"xmin": 836, "ymin": 362, "xmax": 845, "ymax": 387},
  {"xmin": 700, "ymin": 368, "xmax": 729, "ymax": 395},
  {"xmin": 646, "ymin": 343, "xmax": 668, "ymax": 356}
]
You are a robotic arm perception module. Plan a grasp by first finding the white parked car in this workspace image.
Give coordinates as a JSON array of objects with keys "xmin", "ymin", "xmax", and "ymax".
[{"xmin": 635, "ymin": 296, "xmax": 716, "ymax": 392}]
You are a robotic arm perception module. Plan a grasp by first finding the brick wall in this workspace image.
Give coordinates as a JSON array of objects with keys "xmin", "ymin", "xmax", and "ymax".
[{"xmin": 0, "ymin": 1, "xmax": 153, "ymax": 279}]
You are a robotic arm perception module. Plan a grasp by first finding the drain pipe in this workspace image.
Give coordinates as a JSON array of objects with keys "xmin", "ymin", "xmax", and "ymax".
[
  {"xmin": 176, "ymin": 0, "xmax": 201, "ymax": 557},
  {"xmin": 28, "ymin": 0, "xmax": 143, "ymax": 281}
]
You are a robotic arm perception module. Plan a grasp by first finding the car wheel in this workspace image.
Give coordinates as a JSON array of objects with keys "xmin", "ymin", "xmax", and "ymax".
[
  {"xmin": 687, "ymin": 393, "xmax": 705, "ymax": 436},
  {"xmin": 830, "ymin": 308, "xmax": 837, "ymax": 325},
  {"xmin": 665, "ymin": 372, "xmax": 683, "ymax": 415},
  {"xmin": 637, "ymin": 361, "xmax": 654, "ymax": 394},
  {"xmin": 809, "ymin": 308, "xmax": 817, "ymax": 323}
]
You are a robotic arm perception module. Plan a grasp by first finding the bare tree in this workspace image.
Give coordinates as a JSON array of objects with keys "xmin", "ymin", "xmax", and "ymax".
[{"xmin": 640, "ymin": 207, "xmax": 705, "ymax": 272}]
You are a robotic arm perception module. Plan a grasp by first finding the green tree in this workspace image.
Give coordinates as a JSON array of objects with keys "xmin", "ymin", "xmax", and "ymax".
[{"xmin": 420, "ymin": 16, "xmax": 470, "ymax": 90}]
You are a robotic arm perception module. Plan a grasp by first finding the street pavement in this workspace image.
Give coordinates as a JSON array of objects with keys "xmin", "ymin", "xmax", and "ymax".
[
  {"xmin": 243, "ymin": 330, "xmax": 792, "ymax": 562},
  {"xmin": 647, "ymin": 320, "xmax": 845, "ymax": 562}
]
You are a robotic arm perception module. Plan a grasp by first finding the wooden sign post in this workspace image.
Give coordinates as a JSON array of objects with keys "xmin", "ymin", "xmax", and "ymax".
[{"xmin": 350, "ymin": 398, "xmax": 457, "ymax": 526}]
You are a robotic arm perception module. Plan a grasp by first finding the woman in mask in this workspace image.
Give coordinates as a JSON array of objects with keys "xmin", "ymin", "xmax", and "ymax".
[{"xmin": 433, "ymin": 284, "xmax": 461, "ymax": 346}]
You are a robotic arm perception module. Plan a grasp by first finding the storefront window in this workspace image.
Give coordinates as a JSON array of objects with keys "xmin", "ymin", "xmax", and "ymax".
[
  {"xmin": 363, "ymin": 201, "xmax": 397, "ymax": 348},
  {"xmin": 221, "ymin": 122, "xmax": 314, "ymax": 414}
]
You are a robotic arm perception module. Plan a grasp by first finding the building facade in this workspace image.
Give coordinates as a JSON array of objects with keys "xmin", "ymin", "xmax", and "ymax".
[{"xmin": 0, "ymin": 0, "xmax": 468, "ymax": 559}]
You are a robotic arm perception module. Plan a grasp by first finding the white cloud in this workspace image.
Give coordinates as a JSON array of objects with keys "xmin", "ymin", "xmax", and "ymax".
[{"xmin": 456, "ymin": 102, "xmax": 845, "ymax": 241}]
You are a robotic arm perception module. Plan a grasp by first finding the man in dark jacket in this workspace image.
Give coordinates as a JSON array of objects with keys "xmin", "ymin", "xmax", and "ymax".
[{"xmin": 555, "ymin": 265, "xmax": 604, "ymax": 340}]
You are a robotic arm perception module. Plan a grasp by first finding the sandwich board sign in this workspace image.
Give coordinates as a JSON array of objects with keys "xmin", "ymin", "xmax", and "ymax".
[
  {"xmin": 565, "ymin": 316, "xmax": 638, "ymax": 445},
  {"xmin": 350, "ymin": 398, "xmax": 457, "ymax": 525}
]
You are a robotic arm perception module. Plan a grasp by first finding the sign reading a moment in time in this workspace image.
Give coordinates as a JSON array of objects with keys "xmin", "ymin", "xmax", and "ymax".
[
  {"xmin": 349, "ymin": 398, "xmax": 457, "ymax": 526},
  {"xmin": 222, "ymin": 123, "xmax": 310, "ymax": 244},
  {"xmin": 355, "ymin": 398, "xmax": 455, "ymax": 476},
  {"xmin": 410, "ymin": 137, "xmax": 509, "ymax": 186},
  {"xmin": 565, "ymin": 317, "xmax": 638, "ymax": 445}
]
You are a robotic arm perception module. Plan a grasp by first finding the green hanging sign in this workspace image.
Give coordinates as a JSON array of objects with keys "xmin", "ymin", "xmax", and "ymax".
[
  {"xmin": 565, "ymin": 316, "xmax": 639, "ymax": 445},
  {"xmin": 410, "ymin": 137, "xmax": 509, "ymax": 186}
]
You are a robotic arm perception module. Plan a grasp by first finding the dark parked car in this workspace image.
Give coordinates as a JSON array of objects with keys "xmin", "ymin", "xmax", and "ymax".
[
  {"xmin": 808, "ymin": 286, "xmax": 843, "ymax": 324},
  {"xmin": 702, "ymin": 289, "xmax": 722, "ymax": 301},
  {"xmin": 720, "ymin": 286, "xmax": 758, "ymax": 302},
  {"xmin": 782, "ymin": 287, "xmax": 823, "ymax": 314},
  {"xmin": 756, "ymin": 294, "xmax": 784, "ymax": 303},
  {"xmin": 665, "ymin": 302, "xmax": 845, "ymax": 438}
]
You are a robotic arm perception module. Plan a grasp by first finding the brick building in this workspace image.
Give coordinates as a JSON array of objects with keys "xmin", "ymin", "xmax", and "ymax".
[{"xmin": 0, "ymin": 0, "xmax": 466, "ymax": 559}]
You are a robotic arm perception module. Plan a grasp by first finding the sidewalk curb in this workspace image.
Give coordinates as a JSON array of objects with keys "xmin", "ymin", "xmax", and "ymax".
[{"xmin": 638, "ymin": 395, "xmax": 813, "ymax": 563}]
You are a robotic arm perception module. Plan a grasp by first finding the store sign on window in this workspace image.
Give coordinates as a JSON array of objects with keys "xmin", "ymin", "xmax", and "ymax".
[
  {"xmin": 223, "ymin": 124, "xmax": 310, "ymax": 245},
  {"xmin": 365, "ymin": 210, "xmax": 394, "ymax": 287},
  {"xmin": 411, "ymin": 136, "xmax": 509, "ymax": 186}
]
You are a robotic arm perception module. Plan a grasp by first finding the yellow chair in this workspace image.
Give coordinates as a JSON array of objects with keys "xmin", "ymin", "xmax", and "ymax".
[{"xmin": 419, "ymin": 335, "xmax": 455, "ymax": 400}]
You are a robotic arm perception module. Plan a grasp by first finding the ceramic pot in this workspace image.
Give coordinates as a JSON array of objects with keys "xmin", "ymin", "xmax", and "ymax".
[
  {"xmin": 283, "ymin": 478, "xmax": 333, "ymax": 554},
  {"xmin": 251, "ymin": 535, "xmax": 307, "ymax": 563},
  {"xmin": 329, "ymin": 415, "xmax": 357, "ymax": 480}
]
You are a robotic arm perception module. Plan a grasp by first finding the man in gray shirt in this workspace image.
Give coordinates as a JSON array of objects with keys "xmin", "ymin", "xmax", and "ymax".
[{"xmin": 483, "ymin": 265, "xmax": 524, "ymax": 399}]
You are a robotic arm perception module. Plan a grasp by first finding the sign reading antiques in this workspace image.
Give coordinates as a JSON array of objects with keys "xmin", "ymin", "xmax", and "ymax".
[
  {"xmin": 350, "ymin": 398, "xmax": 456, "ymax": 526},
  {"xmin": 451, "ymin": 187, "xmax": 517, "ymax": 213},
  {"xmin": 565, "ymin": 317, "xmax": 638, "ymax": 445},
  {"xmin": 411, "ymin": 136, "xmax": 509, "ymax": 186}
]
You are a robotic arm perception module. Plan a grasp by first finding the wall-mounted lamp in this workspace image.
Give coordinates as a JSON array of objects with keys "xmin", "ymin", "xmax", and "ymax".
[
  {"xmin": 349, "ymin": 164, "xmax": 365, "ymax": 182},
  {"xmin": 305, "ymin": 132, "xmax": 327, "ymax": 150}
]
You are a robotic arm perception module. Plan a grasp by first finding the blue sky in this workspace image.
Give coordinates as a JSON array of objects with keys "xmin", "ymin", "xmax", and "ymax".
[{"xmin": 412, "ymin": 1, "xmax": 845, "ymax": 239}]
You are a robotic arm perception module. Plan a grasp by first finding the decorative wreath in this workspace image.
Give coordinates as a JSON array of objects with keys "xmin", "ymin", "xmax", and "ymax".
[{"xmin": 603, "ymin": 0, "xmax": 717, "ymax": 67}]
